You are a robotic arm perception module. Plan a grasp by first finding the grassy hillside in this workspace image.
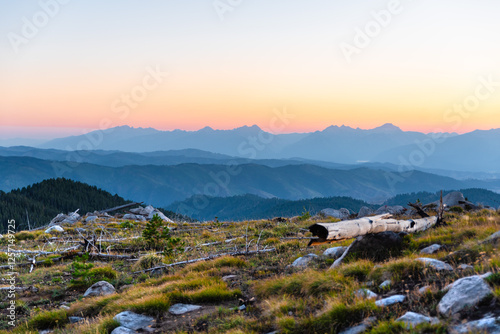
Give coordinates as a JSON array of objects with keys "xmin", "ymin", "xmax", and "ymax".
[
  {"xmin": 168, "ymin": 194, "xmax": 375, "ymax": 221},
  {"xmin": 0, "ymin": 209, "xmax": 499, "ymax": 333}
]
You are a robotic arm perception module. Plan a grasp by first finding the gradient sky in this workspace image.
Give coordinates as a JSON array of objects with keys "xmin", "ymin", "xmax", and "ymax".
[{"xmin": 1, "ymin": 0, "xmax": 500, "ymax": 139}]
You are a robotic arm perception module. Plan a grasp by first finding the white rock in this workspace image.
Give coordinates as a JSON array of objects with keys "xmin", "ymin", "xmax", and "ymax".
[
  {"xmin": 83, "ymin": 281, "xmax": 116, "ymax": 297},
  {"xmin": 396, "ymin": 312, "xmax": 439, "ymax": 328},
  {"xmin": 45, "ymin": 225, "xmax": 64, "ymax": 234},
  {"xmin": 148, "ymin": 210, "xmax": 174, "ymax": 223},
  {"xmin": 169, "ymin": 303, "xmax": 202, "ymax": 315},
  {"xmin": 355, "ymin": 289, "xmax": 377, "ymax": 299},
  {"xmin": 379, "ymin": 280, "xmax": 392, "ymax": 289},
  {"xmin": 323, "ymin": 247, "xmax": 347, "ymax": 259},
  {"xmin": 291, "ymin": 254, "xmax": 319, "ymax": 268},
  {"xmin": 417, "ymin": 258, "xmax": 453, "ymax": 271},
  {"xmin": 420, "ymin": 244, "xmax": 442, "ymax": 255},
  {"xmin": 451, "ymin": 316, "xmax": 500, "ymax": 334},
  {"xmin": 113, "ymin": 311, "xmax": 154, "ymax": 331},
  {"xmin": 438, "ymin": 275, "xmax": 493, "ymax": 316},
  {"xmin": 110, "ymin": 327, "xmax": 137, "ymax": 334},
  {"xmin": 339, "ymin": 324, "xmax": 369, "ymax": 334},
  {"xmin": 375, "ymin": 295, "xmax": 406, "ymax": 307},
  {"xmin": 431, "ymin": 191, "xmax": 465, "ymax": 208}
]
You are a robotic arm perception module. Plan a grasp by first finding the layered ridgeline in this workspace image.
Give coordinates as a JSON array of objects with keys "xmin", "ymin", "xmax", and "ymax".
[
  {"xmin": 169, "ymin": 188, "xmax": 500, "ymax": 221},
  {"xmin": 33, "ymin": 124, "xmax": 500, "ymax": 173},
  {"xmin": 0, "ymin": 178, "xmax": 186, "ymax": 233},
  {"xmin": 3, "ymin": 156, "xmax": 500, "ymax": 208}
]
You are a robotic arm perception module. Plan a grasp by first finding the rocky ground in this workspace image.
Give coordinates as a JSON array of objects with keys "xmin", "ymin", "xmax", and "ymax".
[{"xmin": 0, "ymin": 204, "xmax": 499, "ymax": 333}]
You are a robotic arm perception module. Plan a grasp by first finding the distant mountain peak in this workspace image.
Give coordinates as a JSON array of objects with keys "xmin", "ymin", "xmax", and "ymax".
[{"xmin": 372, "ymin": 123, "xmax": 402, "ymax": 132}]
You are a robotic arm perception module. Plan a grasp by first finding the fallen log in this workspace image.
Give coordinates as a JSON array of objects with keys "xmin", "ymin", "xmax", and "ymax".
[
  {"xmin": 308, "ymin": 214, "xmax": 438, "ymax": 245},
  {"xmin": 99, "ymin": 202, "xmax": 143, "ymax": 214}
]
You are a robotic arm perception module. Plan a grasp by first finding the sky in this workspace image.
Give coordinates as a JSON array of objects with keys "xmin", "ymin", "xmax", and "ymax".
[{"xmin": 1, "ymin": 0, "xmax": 500, "ymax": 139}]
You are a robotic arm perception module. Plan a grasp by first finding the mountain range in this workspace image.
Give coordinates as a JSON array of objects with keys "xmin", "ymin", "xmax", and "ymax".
[
  {"xmin": 2, "ymin": 155, "xmax": 500, "ymax": 208},
  {"xmin": 29, "ymin": 124, "xmax": 500, "ymax": 173}
]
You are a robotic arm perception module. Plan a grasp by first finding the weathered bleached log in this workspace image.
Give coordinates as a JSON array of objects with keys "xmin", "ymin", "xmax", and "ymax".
[
  {"xmin": 99, "ymin": 202, "xmax": 143, "ymax": 214},
  {"xmin": 309, "ymin": 214, "xmax": 438, "ymax": 244}
]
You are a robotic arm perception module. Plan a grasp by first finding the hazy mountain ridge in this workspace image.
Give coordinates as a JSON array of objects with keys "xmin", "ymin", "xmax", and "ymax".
[{"xmin": 31, "ymin": 124, "xmax": 500, "ymax": 172}]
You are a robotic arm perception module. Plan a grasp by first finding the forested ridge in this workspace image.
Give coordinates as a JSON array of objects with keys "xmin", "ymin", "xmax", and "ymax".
[{"xmin": 0, "ymin": 178, "xmax": 129, "ymax": 232}]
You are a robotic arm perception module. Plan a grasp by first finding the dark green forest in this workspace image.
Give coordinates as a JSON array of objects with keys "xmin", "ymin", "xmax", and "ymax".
[{"xmin": 0, "ymin": 178, "xmax": 130, "ymax": 232}]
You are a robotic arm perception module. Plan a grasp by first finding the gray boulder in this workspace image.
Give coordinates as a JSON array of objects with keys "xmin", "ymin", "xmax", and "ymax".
[
  {"xmin": 68, "ymin": 316, "xmax": 85, "ymax": 323},
  {"xmin": 45, "ymin": 225, "xmax": 64, "ymax": 234},
  {"xmin": 339, "ymin": 317, "xmax": 377, "ymax": 334},
  {"xmin": 345, "ymin": 232, "xmax": 403, "ymax": 261},
  {"xmin": 417, "ymin": 258, "xmax": 453, "ymax": 271},
  {"xmin": 83, "ymin": 281, "xmax": 116, "ymax": 297},
  {"xmin": 375, "ymin": 205, "xmax": 405, "ymax": 215},
  {"xmin": 375, "ymin": 295, "xmax": 406, "ymax": 307},
  {"xmin": 169, "ymin": 303, "xmax": 202, "ymax": 315},
  {"xmin": 396, "ymin": 312, "xmax": 439, "ymax": 328},
  {"xmin": 85, "ymin": 215, "xmax": 98, "ymax": 222},
  {"xmin": 320, "ymin": 208, "xmax": 350, "ymax": 220},
  {"xmin": 357, "ymin": 206, "xmax": 374, "ymax": 218},
  {"xmin": 323, "ymin": 246, "xmax": 347, "ymax": 259},
  {"xmin": 113, "ymin": 311, "xmax": 154, "ymax": 331},
  {"xmin": 438, "ymin": 275, "xmax": 493, "ymax": 316},
  {"xmin": 420, "ymin": 244, "xmax": 442, "ymax": 254},
  {"xmin": 122, "ymin": 214, "xmax": 146, "ymax": 221},
  {"xmin": 451, "ymin": 316, "xmax": 500, "ymax": 333},
  {"xmin": 484, "ymin": 230, "xmax": 500, "ymax": 244},
  {"xmin": 291, "ymin": 254, "xmax": 319, "ymax": 268},
  {"xmin": 147, "ymin": 210, "xmax": 173, "ymax": 223},
  {"xmin": 110, "ymin": 327, "xmax": 137, "ymax": 334}
]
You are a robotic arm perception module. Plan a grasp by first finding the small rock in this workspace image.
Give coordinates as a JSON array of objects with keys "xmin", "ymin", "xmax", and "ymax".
[
  {"xmin": 60, "ymin": 305, "xmax": 70, "ymax": 310},
  {"xmin": 375, "ymin": 295, "xmax": 406, "ymax": 307},
  {"xmin": 39, "ymin": 331, "xmax": 53, "ymax": 334},
  {"xmin": 450, "ymin": 316, "xmax": 500, "ymax": 333},
  {"xmin": 339, "ymin": 317, "xmax": 377, "ymax": 334},
  {"xmin": 45, "ymin": 225, "xmax": 64, "ymax": 234},
  {"xmin": 481, "ymin": 272, "xmax": 493, "ymax": 279},
  {"xmin": 355, "ymin": 289, "xmax": 378, "ymax": 299},
  {"xmin": 420, "ymin": 244, "xmax": 442, "ymax": 255},
  {"xmin": 323, "ymin": 247, "xmax": 347, "ymax": 259},
  {"xmin": 83, "ymin": 281, "xmax": 116, "ymax": 297},
  {"xmin": 222, "ymin": 275, "xmax": 239, "ymax": 282},
  {"xmin": 458, "ymin": 264, "xmax": 474, "ymax": 271},
  {"xmin": 438, "ymin": 275, "xmax": 493, "ymax": 316},
  {"xmin": 417, "ymin": 258, "xmax": 453, "ymax": 271},
  {"xmin": 68, "ymin": 316, "xmax": 85, "ymax": 323},
  {"xmin": 379, "ymin": 280, "xmax": 392, "ymax": 289},
  {"xmin": 396, "ymin": 312, "xmax": 439, "ymax": 328},
  {"xmin": 291, "ymin": 254, "xmax": 319, "ymax": 268},
  {"xmin": 418, "ymin": 286, "xmax": 431, "ymax": 294},
  {"xmin": 122, "ymin": 214, "xmax": 146, "ymax": 221},
  {"xmin": 238, "ymin": 305, "xmax": 246, "ymax": 311},
  {"xmin": 114, "ymin": 311, "xmax": 154, "ymax": 331},
  {"xmin": 110, "ymin": 327, "xmax": 137, "ymax": 334},
  {"xmin": 85, "ymin": 215, "xmax": 98, "ymax": 222},
  {"xmin": 375, "ymin": 205, "xmax": 405, "ymax": 215},
  {"xmin": 169, "ymin": 303, "xmax": 202, "ymax": 315}
]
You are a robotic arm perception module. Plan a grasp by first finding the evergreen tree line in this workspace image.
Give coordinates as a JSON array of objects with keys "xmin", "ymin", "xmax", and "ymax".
[{"xmin": 0, "ymin": 178, "xmax": 130, "ymax": 233}]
